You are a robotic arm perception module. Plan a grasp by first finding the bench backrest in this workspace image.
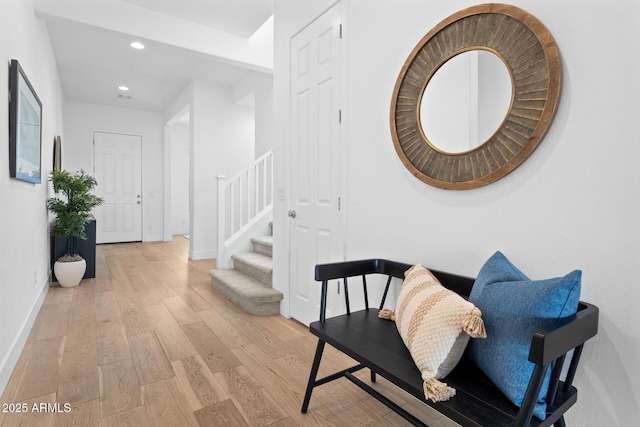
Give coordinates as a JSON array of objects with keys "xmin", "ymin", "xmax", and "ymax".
[{"xmin": 314, "ymin": 258, "xmax": 475, "ymax": 322}]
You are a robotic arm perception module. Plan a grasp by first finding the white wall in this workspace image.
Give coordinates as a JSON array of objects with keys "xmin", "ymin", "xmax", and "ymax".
[
  {"xmin": 0, "ymin": 0, "xmax": 65, "ymax": 395},
  {"xmin": 254, "ymin": 74, "xmax": 274, "ymax": 158},
  {"xmin": 273, "ymin": 0, "xmax": 640, "ymax": 425},
  {"xmin": 64, "ymin": 101, "xmax": 165, "ymax": 241},
  {"xmin": 234, "ymin": 73, "xmax": 274, "ymax": 158},
  {"xmin": 170, "ymin": 123, "xmax": 190, "ymax": 235},
  {"xmin": 166, "ymin": 81, "xmax": 255, "ymax": 260}
]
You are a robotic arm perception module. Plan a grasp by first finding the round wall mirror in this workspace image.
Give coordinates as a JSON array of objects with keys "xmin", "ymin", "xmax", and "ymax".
[
  {"xmin": 390, "ymin": 4, "xmax": 561, "ymax": 190},
  {"xmin": 419, "ymin": 49, "xmax": 513, "ymax": 154}
]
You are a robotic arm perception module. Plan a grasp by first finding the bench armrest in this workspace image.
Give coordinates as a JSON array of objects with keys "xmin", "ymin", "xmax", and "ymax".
[{"xmin": 528, "ymin": 301, "xmax": 599, "ymax": 366}]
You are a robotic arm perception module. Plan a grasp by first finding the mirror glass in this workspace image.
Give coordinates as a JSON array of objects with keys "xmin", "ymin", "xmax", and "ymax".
[{"xmin": 419, "ymin": 50, "xmax": 512, "ymax": 153}]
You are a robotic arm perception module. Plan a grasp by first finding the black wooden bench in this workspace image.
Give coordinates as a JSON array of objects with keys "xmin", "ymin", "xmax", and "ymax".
[{"xmin": 301, "ymin": 259, "xmax": 599, "ymax": 427}]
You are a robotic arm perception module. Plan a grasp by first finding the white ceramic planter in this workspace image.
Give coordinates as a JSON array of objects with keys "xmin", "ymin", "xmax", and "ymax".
[{"xmin": 54, "ymin": 258, "xmax": 86, "ymax": 288}]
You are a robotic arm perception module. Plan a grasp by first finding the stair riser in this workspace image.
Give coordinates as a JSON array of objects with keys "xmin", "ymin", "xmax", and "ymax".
[
  {"xmin": 210, "ymin": 272, "xmax": 282, "ymax": 317},
  {"xmin": 253, "ymin": 241, "xmax": 272, "ymax": 257},
  {"xmin": 234, "ymin": 258, "xmax": 272, "ymax": 287}
]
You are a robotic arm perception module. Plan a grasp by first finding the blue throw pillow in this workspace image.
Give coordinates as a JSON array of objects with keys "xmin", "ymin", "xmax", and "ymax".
[{"xmin": 468, "ymin": 251, "xmax": 581, "ymax": 420}]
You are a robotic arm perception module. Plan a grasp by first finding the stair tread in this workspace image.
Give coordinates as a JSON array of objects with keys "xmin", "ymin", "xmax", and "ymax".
[
  {"xmin": 233, "ymin": 252, "xmax": 272, "ymax": 271},
  {"xmin": 251, "ymin": 235, "xmax": 273, "ymax": 246},
  {"xmin": 210, "ymin": 269, "xmax": 282, "ymax": 302}
]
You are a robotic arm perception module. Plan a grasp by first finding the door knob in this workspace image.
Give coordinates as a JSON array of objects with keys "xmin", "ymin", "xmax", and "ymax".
[{"xmin": 288, "ymin": 210, "xmax": 297, "ymax": 218}]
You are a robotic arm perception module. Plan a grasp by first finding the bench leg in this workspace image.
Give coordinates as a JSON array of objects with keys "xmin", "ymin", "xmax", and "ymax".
[
  {"xmin": 301, "ymin": 339, "xmax": 326, "ymax": 413},
  {"xmin": 554, "ymin": 416, "xmax": 566, "ymax": 427}
]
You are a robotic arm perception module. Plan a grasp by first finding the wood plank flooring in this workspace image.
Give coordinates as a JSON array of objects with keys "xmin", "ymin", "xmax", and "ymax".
[{"xmin": 0, "ymin": 237, "xmax": 458, "ymax": 426}]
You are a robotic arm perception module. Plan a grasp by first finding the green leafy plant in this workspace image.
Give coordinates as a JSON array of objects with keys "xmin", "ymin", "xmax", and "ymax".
[{"xmin": 47, "ymin": 169, "xmax": 104, "ymax": 261}]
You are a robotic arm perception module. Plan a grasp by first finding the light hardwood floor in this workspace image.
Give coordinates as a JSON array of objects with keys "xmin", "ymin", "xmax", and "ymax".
[{"xmin": 0, "ymin": 238, "xmax": 457, "ymax": 427}]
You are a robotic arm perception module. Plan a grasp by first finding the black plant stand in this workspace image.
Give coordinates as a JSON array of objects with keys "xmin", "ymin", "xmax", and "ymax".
[{"xmin": 50, "ymin": 217, "xmax": 96, "ymax": 282}]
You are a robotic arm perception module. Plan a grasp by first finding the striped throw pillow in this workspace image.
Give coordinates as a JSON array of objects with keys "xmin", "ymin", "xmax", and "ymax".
[{"xmin": 380, "ymin": 264, "xmax": 486, "ymax": 402}]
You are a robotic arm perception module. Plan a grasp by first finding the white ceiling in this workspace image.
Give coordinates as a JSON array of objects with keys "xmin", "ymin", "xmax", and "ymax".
[
  {"xmin": 39, "ymin": 0, "xmax": 273, "ymax": 112},
  {"xmin": 122, "ymin": 0, "xmax": 274, "ymax": 38}
]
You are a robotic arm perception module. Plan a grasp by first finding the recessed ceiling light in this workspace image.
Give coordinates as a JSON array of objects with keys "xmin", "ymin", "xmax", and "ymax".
[
  {"xmin": 130, "ymin": 41, "xmax": 145, "ymax": 50},
  {"xmin": 118, "ymin": 86, "xmax": 129, "ymax": 91}
]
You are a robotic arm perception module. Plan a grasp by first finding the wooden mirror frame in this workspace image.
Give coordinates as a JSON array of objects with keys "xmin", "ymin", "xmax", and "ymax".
[{"xmin": 390, "ymin": 4, "xmax": 561, "ymax": 190}]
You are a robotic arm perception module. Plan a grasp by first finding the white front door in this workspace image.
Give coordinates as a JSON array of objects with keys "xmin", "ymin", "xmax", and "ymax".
[
  {"xmin": 289, "ymin": 2, "xmax": 345, "ymax": 326},
  {"xmin": 93, "ymin": 132, "xmax": 142, "ymax": 244}
]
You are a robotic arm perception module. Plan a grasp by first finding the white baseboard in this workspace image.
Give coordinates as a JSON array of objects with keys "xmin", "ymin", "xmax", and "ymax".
[
  {"xmin": 188, "ymin": 249, "xmax": 217, "ymax": 260},
  {"xmin": 0, "ymin": 279, "xmax": 49, "ymax": 397}
]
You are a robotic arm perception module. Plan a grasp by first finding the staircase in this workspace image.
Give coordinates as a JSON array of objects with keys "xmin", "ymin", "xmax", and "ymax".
[{"xmin": 210, "ymin": 223, "xmax": 283, "ymax": 316}]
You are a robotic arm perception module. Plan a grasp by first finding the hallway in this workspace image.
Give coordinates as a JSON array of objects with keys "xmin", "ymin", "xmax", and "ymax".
[{"xmin": 0, "ymin": 238, "xmax": 454, "ymax": 426}]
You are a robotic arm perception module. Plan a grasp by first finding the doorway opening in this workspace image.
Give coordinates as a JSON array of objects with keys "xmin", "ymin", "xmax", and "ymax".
[{"xmin": 165, "ymin": 106, "xmax": 192, "ymax": 255}]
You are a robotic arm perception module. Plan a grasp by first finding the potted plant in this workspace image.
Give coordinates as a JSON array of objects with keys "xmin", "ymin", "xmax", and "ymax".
[{"xmin": 47, "ymin": 169, "xmax": 103, "ymax": 287}]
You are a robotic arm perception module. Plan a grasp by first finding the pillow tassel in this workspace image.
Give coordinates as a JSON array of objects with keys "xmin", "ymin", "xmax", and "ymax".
[
  {"xmin": 462, "ymin": 308, "xmax": 487, "ymax": 338},
  {"xmin": 378, "ymin": 309, "xmax": 395, "ymax": 321},
  {"xmin": 423, "ymin": 377, "xmax": 456, "ymax": 402}
]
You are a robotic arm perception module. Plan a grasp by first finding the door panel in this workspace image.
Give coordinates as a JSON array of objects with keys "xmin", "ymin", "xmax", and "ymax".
[
  {"xmin": 289, "ymin": 2, "xmax": 344, "ymax": 326},
  {"xmin": 94, "ymin": 132, "xmax": 142, "ymax": 243}
]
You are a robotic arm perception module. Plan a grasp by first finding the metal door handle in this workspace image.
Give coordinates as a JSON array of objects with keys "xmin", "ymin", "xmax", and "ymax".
[{"xmin": 288, "ymin": 210, "xmax": 297, "ymax": 218}]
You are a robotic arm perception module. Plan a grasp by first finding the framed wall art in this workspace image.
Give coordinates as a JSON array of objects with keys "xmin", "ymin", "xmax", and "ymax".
[
  {"xmin": 9, "ymin": 59, "xmax": 43, "ymax": 184},
  {"xmin": 53, "ymin": 135, "xmax": 61, "ymax": 172}
]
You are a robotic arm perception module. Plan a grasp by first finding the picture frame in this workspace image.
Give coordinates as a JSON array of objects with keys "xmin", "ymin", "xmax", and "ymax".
[
  {"xmin": 9, "ymin": 59, "xmax": 42, "ymax": 184},
  {"xmin": 53, "ymin": 135, "xmax": 61, "ymax": 172}
]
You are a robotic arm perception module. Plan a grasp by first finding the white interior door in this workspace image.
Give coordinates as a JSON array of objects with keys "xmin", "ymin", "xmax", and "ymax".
[
  {"xmin": 289, "ymin": 2, "xmax": 345, "ymax": 326},
  {"xmin": 93, "ymin": 132, "xmax": 142, "ymax": 243}
]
